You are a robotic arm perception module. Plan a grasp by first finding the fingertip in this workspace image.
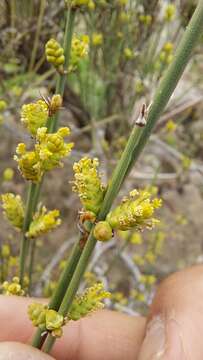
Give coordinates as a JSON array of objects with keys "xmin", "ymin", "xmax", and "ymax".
[{"xmin": 0, "ymin": 342, "xmax": 54, "ymax": 360}]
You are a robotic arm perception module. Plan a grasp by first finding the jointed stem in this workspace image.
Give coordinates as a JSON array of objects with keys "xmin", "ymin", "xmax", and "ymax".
[
  {"xmin": 19, "ymin": 182, "xmax": 37, "ymax": 285},
  {"xmin": 42, "ymin": 0, "xmax": 203, "ymax": 352},
  {"xmin": 32, "ymin": 239, "xmax": 83, "ymax": 348}
]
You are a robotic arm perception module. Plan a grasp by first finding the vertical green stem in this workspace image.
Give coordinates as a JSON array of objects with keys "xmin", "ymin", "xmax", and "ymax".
[
  {"xmin": 31, "ymin": 239, "xmax": 83, "ymax": 348},
  {"xmin": 29, "ymin": 0, "xmax": 46, "ymax": 72},
  {"xmin": 19, "ymin": 182, "xmax": 37, "ymax": 286},
  {"xmin": 28, "ymin": 238, "xmax": 36, "ymax": 292},
  {"xmin": 43, "ymin": 1, "xmax": 203, "ymax": 352}
]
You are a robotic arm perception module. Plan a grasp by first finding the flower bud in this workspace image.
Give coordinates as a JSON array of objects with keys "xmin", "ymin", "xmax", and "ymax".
[
  {"xmin": 45, "ymin": 39, "xmax": 65, "ymax": 71},
  {"xmin": 49, "ymin": 94, "xmax": 63, "ymax": 115},
  {"xmin": 3, "ymin": 168, "xmax": 14, "ymax": 182},
  {"xmin": 93, "ymin": 221, "xmax": 113, "ymax": 242}
]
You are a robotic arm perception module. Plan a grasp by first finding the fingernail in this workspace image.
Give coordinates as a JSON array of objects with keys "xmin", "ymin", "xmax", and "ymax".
[
  {"xmin": 138, "ymin": 316, "xmax": 166, "ymax": 360},
  {"xmin": 0, "ymin": 342, "xmax": 54, "ymax": 360},
  {"xmin": 138, "ymin": 315, "xmax": 186, "ymax": 360}
]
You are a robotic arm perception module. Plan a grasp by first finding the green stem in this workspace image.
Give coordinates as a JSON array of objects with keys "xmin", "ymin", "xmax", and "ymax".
[
  {"xmin": 43, "ymin": 1, "xmax": 203, "ymax": 352},
  {"xmin": 19, "ymin": 182, "xmax": 37, "ymax": 286},
  {"xmin": 28, "ymin": 0, "xmax": 46, "ymax": 72},
  {"xmin": 28, "ymin": 238, "xmax": 36, "ymax": 292},
  {"xmin": 31, "ymin": 239, "xmax": 83, "ymax": 348}
]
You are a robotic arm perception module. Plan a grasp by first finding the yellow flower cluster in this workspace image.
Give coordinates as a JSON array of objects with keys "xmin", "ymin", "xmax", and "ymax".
[
  {"xmin": 26, "ymin": 206, "xmax": 61, "ymax": 238},
  {"xmin": 72, "ymin": 157, "xmax": 105, "ymax": 214},
  {"xmin": 21, "ymin": 100, "xmax": 48, "ymax": 136},
  {"xmin": 14, "ymin": 127, "xmax": 73, "ymax": 183},
  {"xmin": 107, "ymin": 189, "xmax": 162, "ymax": 231},
  {"xmin": 68, "ymin": 283, "xmax": 111, "ymax": 321},
  {"xmin": 92, "ymin": 33, "xmax": 103, "ymax": 46},
  {"xmin": 71, "ymin": 0, "xmax": 95, "ymax": 10},
  {"xmin": 164, "ymin": 4, "xmax": 176, "ymax": 22},
  {"xmin": 1, "ymin": 193, "xmax": 24, "ymax": 230},
  {"xmin": 14, "ymin": 145, "xmax": 41, "ymax": 182},
  {"xmin": 2, "ymin": 276, "xmax": 25, "ymax": 296},
  {"xmin": 35, "ymin": 127, "xmax": 73, "ymax": 171},
  {"xmin": 45, "ymin": 39, "xmax": 65, "ymax": 71},
  {"xmin": 69, "ymin": 35, "xmax": 89, "ymax": 72},
  {"xmin": 28, "ymin": 303, "xmax": 64, "ymax": 338}
]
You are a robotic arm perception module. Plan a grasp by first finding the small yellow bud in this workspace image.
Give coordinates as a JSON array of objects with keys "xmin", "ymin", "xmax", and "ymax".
[
  {"xmin": 124, "ymin": 47, "xmax": 134, "ymax": 60},
  {"xmin": 0, "ymin": 100, "xmax": 7, "ymax": 111},
  {"xmin": 49, "ymin": 94, "xmax": 63, "ymax": 115},
  {"xmin": 93, "ymin": 221, "xmax": 113, "ymax": 242},
  {"xmin": 92, "ymin": 33, "xmax": 103, "ymax": 46},
  {"xmin": 164, "ymin": 4, "xmax": 176, "ymax": 22},
  {"xmin": 1, "ymin": 244, "xmax": 10, "ymax": 258},
  {"xmin": 2, "ymin": 168, "xmax": 14, "ymax": 182}
]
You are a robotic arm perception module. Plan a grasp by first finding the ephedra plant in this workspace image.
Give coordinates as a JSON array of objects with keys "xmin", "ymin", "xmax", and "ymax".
[{"xmin": 1, "ymin": 0, "xmax": 203, "ymax": 355}]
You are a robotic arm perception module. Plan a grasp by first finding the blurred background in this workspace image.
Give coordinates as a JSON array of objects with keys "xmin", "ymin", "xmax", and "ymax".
[{"xmin": 1, "ymin": 0, "xmax": 203, "ymax": 315}]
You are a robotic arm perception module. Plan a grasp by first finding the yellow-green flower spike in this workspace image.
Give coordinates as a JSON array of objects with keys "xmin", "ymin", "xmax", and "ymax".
[
  {"xmin": 35, "ymin": 127, "xmax": 73, "ymax": 172},
  {"xmin": 1, "ymin": 193, "xmax": 24, "ymax": 230},
  {"xmin": 26, "ymin": 206, "xmax": 61, "ymax": 238},
  {"xmin": 93, "ymin": 221, "xmax": 113, "ymax": 242},
  {"xmin": 21, "ymin": 100, "xmax": 48, "ymax": 136},
  {"xmin": 45, "ymin": 39, "xmax": 65, "ymax": 71},
  {"xmin": 68, "ymin": 283, "xmax": 111, "ymax": 321},
  {"xmin": 106, "ymin": 189, "xmax": 162, "ymax": 231},
  {"xmin": 28, "ymin": 303, "xmax": 47, "ymax": 330},
  {"xmin": 15, "ymin": 127, "xmax": 73, "ymax": 182},
  {"xmin": 72, "ymin": 157, "xmax": 105, "ymax": 215},
  {"xmin": 69, "ymin": 35, "xmax": 89, "ymax": 72},
  {"xmin": 28, "ymin": 304, "xmax": 64, "ymax": 337},
  {"xmin": 14, "ymin": 144, "xmax": 42, "ymax": 183},
  {"xmin": 2, "ymin": 276, "xmax": 25, "ymax": 296}
]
